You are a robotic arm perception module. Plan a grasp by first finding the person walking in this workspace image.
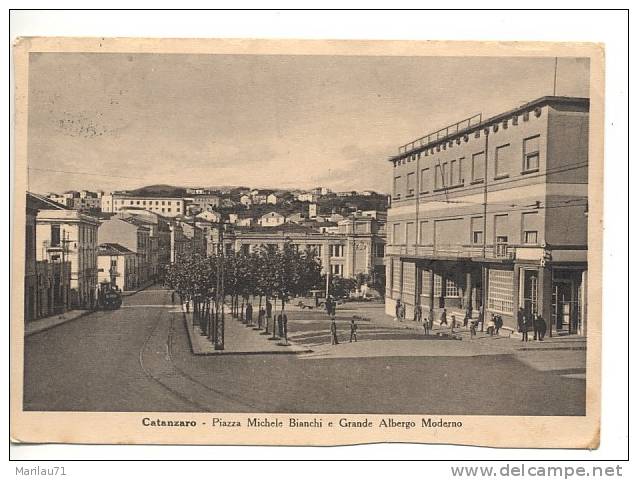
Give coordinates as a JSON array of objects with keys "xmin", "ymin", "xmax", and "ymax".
[
  {"xmin": 245, "ymin": 302, "xmax": 253, "ymax": 327},
  {"xmin": 414, "ymin": 304, "xmax": 423, "ymax": 323},
  {"xmin": 494, "ymin": 314, "xmax": 503, "ymax": 335},
  {"xmin": 349, "ymin": 318, "xmax": 358, "ymax": 343},
  {"xmin": 450, "ymin": 314, "xmax": 456, "ymax": 334},
  {"xmin": 439, "ymin": 307, "xmax": 448, "ymax": 327},
  {"xmin": 330, "ymin": 317, "xmax": 339, "ymax": 345}
]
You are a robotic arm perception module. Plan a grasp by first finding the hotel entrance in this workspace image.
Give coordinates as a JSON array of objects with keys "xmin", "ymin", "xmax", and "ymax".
[{"xmin": 551, "ymin": 270, "xmax": 584, "ymax": 335}]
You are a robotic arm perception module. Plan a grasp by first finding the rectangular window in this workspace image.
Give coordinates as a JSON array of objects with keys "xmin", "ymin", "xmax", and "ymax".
[
  {"xmin": 495, "ymin": 143, "xmax": 511, "ymax": 178},
  {"xmin": 522, "ymin": 211, "xmax": 541, "ymax": 244},
  {"xmin": 419, "ymin": 220, "xmax": 429, "ymax": 245},
  {"xmin": 420, "ymin": 168, "xmax": 430, "ymax": 193},
  {"xmin": 405, "ymin": 222, "xmax": 416, "ymax": 245},
  {"xmin": 167, "ymin": 208, "xmax": 172, "ymax": 213},
  {"xmin": 392, "ymin": 260, "xmax": 401, "ymax": 295},
  {"xmin": 50, "ymin": 224, "xmax": 61, "ymax": 247},
  {"xmin": 434, "ymin": 163, "xmax": 447, "ymax": 189},
  {"xmin": 487, "ymin": 268, "xmax": 514, "ymax": 313},
  {"xmin": 393, "ymin": 176, "xmax": 402, "ymax": 199},
  {"xmin": 523, "ymin": 135, "xmax": 540, "ymax": 172},
  {"xmin": 471, "ymin": 216, "xmax": 483, "ymax": 244},
  {"xmin": 402, "ymin": 262, "xmax": 415, "ymax": 301},
  {"xmin": 330, "ymin": 244, "xmax": 344, "ymax": 257},
  {"xmin": 433, "ymin": 273, "xmax": 442, "ymax": 297},
  {"xmin": 445, "ymin": 276, "xmax": 459, "ymax": 297},
  {"xmin": 449, "ymin": 160, "xmax": 460, "ymax": 186},
  {"xmin": 406, "ymin": 172, "xmax": 415, "ymax": 196},
  {"xmin": 471, "ymin": 152, "xmax": 485, "ymax": 182},
  {"xmin": 392, "ymin": 223, "xmax": 403, "ymax": 245},
  {"xmin": 457, "ymin": 157, "xmax": 464, "ymax": 185},
  {"xmin": 420, "ymin": 269, "xmax": 431, "ymax": 297},
  {"xmin": 524, "ymin": 231, "xmax": 538, "ymax": 244}
]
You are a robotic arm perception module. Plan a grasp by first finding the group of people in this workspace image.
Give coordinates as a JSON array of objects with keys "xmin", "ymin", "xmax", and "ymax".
[
  {"xmin": 326, "ymin": 295, "xmax": 358, "ymax": 345},
  {"xmin": 395, "ymin": 299, "xmax": 548, "ymax": 342},
  {"xmin": 517, "ymin": 307, "xmax": 547, "ymax": 342}
]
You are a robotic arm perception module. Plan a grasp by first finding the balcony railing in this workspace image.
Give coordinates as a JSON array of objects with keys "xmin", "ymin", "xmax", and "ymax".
[{"xmin": 386, "ymin": 243, "xmax": 516, "ymax": 260}]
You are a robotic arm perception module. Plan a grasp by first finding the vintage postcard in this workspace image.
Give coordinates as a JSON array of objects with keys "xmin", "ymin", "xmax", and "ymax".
[{"xmin": 11, "ymin": 37, "xmax": 603, "ymax": 448}]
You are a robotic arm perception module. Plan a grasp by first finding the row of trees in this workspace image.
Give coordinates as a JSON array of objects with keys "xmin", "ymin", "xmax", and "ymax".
[{"xmin": 163, "ymin": 242, "xmax": 324, "ymax": 348}]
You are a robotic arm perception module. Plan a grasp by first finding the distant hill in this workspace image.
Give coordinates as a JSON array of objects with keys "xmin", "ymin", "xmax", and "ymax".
[{"xmin": 126, "ymin": 184, "xmax": 187, "ymax": 198}]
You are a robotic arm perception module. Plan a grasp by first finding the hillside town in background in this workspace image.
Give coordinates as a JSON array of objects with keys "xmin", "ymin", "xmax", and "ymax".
[{"xmin": 24, "ymin": 184, "xmax": 389, "ymax": 320}]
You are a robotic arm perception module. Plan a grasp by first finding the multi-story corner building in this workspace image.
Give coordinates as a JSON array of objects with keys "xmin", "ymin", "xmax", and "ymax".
[
  {"xmin": 34, "ymin": 196, "xmax": 99, "ymax": 310},
  {"xmin": 47, "ymin": 190, "xmax": 102, "ymax": 212},
  {"xmin": 385, "ymin": 96, "xmax": 589, "ymax": 335},
  {"xmin": 97, "ymin": 243, "xmax": 138, "ymax": 291},
  {"xmin": 98, "ymin": 217, "xmax": 152, "ymax": 287},
  {"xmin": 106, "ymin": 193, "xmax": 186, "ymax": 217},
  {"xmin": 114, "ymin": 208, "xmax": 172, "ymax": 277}
]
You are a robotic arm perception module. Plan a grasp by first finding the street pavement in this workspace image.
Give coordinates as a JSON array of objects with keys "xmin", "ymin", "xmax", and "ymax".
[{"xmin": 23, "ymin": 287, "xmax": 586, "ymax": 415}]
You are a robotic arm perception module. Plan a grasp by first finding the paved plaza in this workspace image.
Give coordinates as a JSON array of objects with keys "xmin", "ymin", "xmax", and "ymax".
[{"xmin": 23, "ymin": 286, "xmax": 586, "ymax": 415}]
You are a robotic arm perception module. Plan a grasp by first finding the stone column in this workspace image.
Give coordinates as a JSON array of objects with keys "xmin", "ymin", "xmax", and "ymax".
[
  {"xmin": 538, "ymin": 265, "xmax": 553, "ymax": 336},
  {"xmin": 465, "ymin": 271, "xmax": 473, "ymax": 313},
  {"xmin": 512, "ymin": 264, "xmax": 521, "ymax": 317},
  {"xmin": 429, "ymin": 268, "xmax": 435, "ymax": 312}
]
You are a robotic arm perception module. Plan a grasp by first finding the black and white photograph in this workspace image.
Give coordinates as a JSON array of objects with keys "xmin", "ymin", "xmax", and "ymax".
[{"xmin": 10, "ymin": 36, "xmax": 604, "ymax": 448}]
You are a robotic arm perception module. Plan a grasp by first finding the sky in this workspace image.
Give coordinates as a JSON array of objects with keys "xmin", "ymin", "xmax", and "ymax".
[{"xmin": 26, "ymin": 53, "xmax": 590, "ymax": 195}]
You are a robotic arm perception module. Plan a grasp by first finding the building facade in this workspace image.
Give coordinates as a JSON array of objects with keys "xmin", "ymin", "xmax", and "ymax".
[
  {"xmin": 98, "ymin": 217, "xmax": 152, "ymax": 287},
  {"xmin": 385, "ymin": 96, "xmax": 589, "ymax": 335},
  {"xmin": 97, "ymin": 243, "xmax": 138, "ymax": 291},
  {"xmin": 35, "ymin": 208, "xmax": 99, "ymax": 309},
  {"xmin": 107, "ymin": 193, "xmax": 185, "ymax": 217}
]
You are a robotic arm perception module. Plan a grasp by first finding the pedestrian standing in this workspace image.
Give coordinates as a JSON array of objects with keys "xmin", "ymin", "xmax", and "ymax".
[
  {"xmin": 535, "ymin": 314, "xmax": 547, "ymax": 341},
  {"xmin": 478, "ymin": 305, "xmax": 484, "ymax": 332},
  {"xmin": 423, "ymin": 314, "xmax": 430, "ymax": 335},
  {"xmin": 245, "ymin": 302, "xmax": 253, "ymax": 326},
  {"xmin": 439, "ymin": 307, "xmax": 448, "ymax": 326},
  {"xmin": 171, "ymin": 291, "xmax": 176, "ymax": 304},
  {"xmin": 258, "ymin": 307, "xmax": 265, "ymax": 329},
  {"xmin": 414, "ymin": 304, "xmax": 423, "ymax": 323},
  {"xmin": 450, "ymin": 314, "xmax": 456, "ymax": 333},
  {"xmin": 330, "ymin": 318, "xmax": 339, "ymax": 345},
  {"xmin": 281, "ymin": 312, "xmax": 289, "ymax": 344},
  {"xmin": 400, "ymin": 303, "xmax": 406, "ymax": 322},
  {"xmin": 463, "ymin": 306, "xmax": 472, "ymax": 328},
  {"xmin": 395, "ymin": 299, "xmax": 402, "ymax": 322},
  {"xmin": 518, "ymin": 307, "xmax": 530, "ymax": 342},
  {"xmin": 266, "ymin": 299, "xmax": 273, "ymax": 322},
  {"xmin": 349, "ymin": 318, "xmax": 358, "ymax": 343}
]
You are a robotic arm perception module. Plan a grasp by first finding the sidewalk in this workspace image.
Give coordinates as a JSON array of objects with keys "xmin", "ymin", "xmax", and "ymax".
[
  {"xmin": 184, "ymin": 312, "xmax": 313, "ymax": 356},
  {"xmin": 25, "ymin": 310, "xmax": 91, "ymax": 336}
]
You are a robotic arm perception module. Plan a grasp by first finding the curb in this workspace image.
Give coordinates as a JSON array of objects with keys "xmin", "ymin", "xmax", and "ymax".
[
  {"xmin": 183, "ymin": 313, "xmax": 312, "ymax": 356},
  {"xmin": 25, "ymin": 310, "xmax": 93, "ymax": 337},
  {"xmin": 121, "ymin": 282, "xmax": 156, "ymax": 297}
]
